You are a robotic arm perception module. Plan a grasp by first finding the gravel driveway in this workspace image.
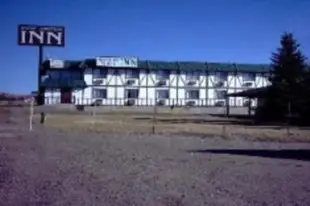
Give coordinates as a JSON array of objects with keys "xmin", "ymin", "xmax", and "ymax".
[{"xmin": 1, "ymin": 108, "xmax": 310, "ymax": 206}]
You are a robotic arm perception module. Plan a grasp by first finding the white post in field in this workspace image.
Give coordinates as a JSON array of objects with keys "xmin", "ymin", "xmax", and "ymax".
[
  {"xmin": 92, "ymin": 103, "xmax": 97, "ymax": 126},
  {"xmin": 29, "ymin": 98, "xmax": 34, "ymax": 131}
]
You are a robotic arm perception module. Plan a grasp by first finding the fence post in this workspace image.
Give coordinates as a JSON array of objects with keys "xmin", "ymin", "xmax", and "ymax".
[
  {"xmin": 247, "ymin": 99, "xmax": 251, "ymax": 116},
  {"xmin": 152, "ymin": 98, "xmax": 157, "ymax": 134},
  {"xmin": 29, "ymin": 98, "xmax": 34, "ymax": 131},
  {"xmin": 92, "ymin": 103, "xmax": 97, "ymax": 126},
  {"xmin": 286, "ymin": 101, "xmax": 291, "ymax": 136},
  {"xmin": 225, "ymin": 96, "xmax": 230, "ymax": 117},
  {"xmin": 222, "ymin": 106, "xmax": 228, "ymax": 138}
]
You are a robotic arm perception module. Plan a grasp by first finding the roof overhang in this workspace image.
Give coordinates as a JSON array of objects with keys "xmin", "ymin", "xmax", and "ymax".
[{"xmin": 226, "ymin": 86, "xmax": 272, "ymax": 98}]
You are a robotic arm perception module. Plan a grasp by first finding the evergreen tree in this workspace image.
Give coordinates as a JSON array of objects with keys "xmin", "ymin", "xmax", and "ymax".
[
  {"xmin": 270, "ymin": 32, "xmax": 307, "ymax": 86},
  {"xmin": 298, "ymin": 65, "xmax": 310, "ymax": 123},
  {"xmin": 257, "ymin": 32, "xmax": 308, "ymax": 122}
]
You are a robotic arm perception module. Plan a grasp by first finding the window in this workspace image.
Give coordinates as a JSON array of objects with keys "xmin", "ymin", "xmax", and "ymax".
[
  {"xmin": 93, "ymin": 69, "xmax": 107, "ymax": 79},
  {"xmin": 125, "ymin": 89, "xmax": 139, "ymax": 99},
  {"xmin": 243, "ymin": 73, "xmax": 255, "ymax": 81},
  {"xmin": 44, "ymin": 70, "xmax": 83, "ymax": 84},
  {"xmin": 156, "ymin": 70, "xmax": 170, "ymax": 80},
  {"xmin": 126, "ymin": 69, "xmax": 139, "ymax": 78},
  {"xmin": 61, "ymin": 71, "xmax": 78, "ymax": 79},
  {"xmin": 59, "ymin": 71, "xmax": 82, "ymax": 80},
  {"xmin": 186, "ymin": 71, "xmax": 199, "ymax": 80},
  {"xmin": 46, "ymin": 70, "xmax": 60, "ymax": 79},
  {"xmin": 215, "ymin": 90, "xmax": 227, "ymax": 99},
  {"xmin": 216, "ymin": 72, "xmax": 228, "ymax": 81},
  {"xmin": 263, "ymin": 72, "xmax": 271, "ymax": 79},
  {"xmin": 186, "ymin": 90, "xmax": 199, "ymax": 99},
  {"xmin": 93, "ymin": 79, "xmax": 104, "ymax": 85},
  {"xmin": 156, "ymin": 89, "xmax": 169, "ymax": 99},
  {"xmin": 92, "ymin": 88, "xmax": 107, "ymax": 98},
  {"xmin": 41, "ymin": 75, "xmax": 49, "ymax": 82},
  {"xmin": 61, "ymin": 71, "xmax": 71, "ymax": 79}
]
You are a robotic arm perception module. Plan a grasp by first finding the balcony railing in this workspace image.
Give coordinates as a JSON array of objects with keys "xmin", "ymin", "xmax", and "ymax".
[{"xmin": 42, "ymin": 97, "xmax": 257, "ymax": 107}]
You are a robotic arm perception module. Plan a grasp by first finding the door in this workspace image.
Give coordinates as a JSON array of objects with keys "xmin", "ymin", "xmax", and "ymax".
[{"xmin": 60, "ymin": 88, "xmax": 72, "ymax": 104}]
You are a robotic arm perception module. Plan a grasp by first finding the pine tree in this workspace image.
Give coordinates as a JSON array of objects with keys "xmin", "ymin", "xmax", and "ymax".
[
  {"xmin": 257, "ymin": 32, "xmax": 308, "ymax": 122},
  {"xmin": 298, "ymin": 65, "xmax": 310, "ymax": 123}
]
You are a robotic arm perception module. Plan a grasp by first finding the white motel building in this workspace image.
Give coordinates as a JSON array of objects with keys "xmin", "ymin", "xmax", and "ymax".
[{"xmin": 39, "ymin": 56, "xmax": 271, "ymax": 107}]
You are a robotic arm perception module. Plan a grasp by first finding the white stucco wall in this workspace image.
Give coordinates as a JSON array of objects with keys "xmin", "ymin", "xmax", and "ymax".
[{"xmin": 44, "ymin": 68, "xmax": 270, "ymax": 107}]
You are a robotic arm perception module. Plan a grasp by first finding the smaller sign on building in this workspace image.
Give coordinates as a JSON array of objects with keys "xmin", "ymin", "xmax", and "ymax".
[
  {"xmin": 96, "ymin": 57, "xmax": 138, "ymax": 68},
  {"xmin": 18, "ymin": 24, "xmax": 65, "ymax": 47},
  {"xmin": 49, "ymin": 59, "xmax": 65, "ymax": 68}
]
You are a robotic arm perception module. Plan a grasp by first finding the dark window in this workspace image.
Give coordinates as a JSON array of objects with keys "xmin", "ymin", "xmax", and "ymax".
[
  {"xmin": 186, "ymin": 90, "xmax": 199, "ymax": 99},
  {"xmin": 93, "ymin": 79, "xmax": 104, "ymax": 85},
  {"xmin": 47, "ymin": 70, "xmax": 60, "ymax": 79},
  {"xmin": 156, "ymin": 89, "xmax": 169, "ymax": 99},
  {"xmin": 186, "ymin": 71, "xmax": 199, "ymax": 80},
  {"xmin": 43, "ymin": 70, "xmax": 83, "ymax": 87},
  {"xmin": 93, "ymin": 69, "xmax": 107, "ymax": 79},
  {"xmin": 41, "ymin": 75, "xmax": 49, "ymax": 82},
  {"xmin": 125, "ymin": 89, "xmax": 139, "ymax": 99},
  {"xmin": 92, "ymin": 88, "xmax": 107, "ymax": 98},
  {"xmin": 60, "ymin": 71, "xmax": 81, "ymax": 80},
  {"xmin": 215, "ymin": 90, "xmax": 227, "ymax": 99},
  {"xmin": 216, "ymin": 72, "xmax": 228, "ymax": 81},
  {"xmin": 243, "ymin": 73, "xmax": 256, "ymax": 81},
  {"xmin": 157, "ymin": 70, "xmax": 170, "ymax": 80},
  {"xmin": 126, "ymin": 69, "xmax": 139, "ymax": 78}
]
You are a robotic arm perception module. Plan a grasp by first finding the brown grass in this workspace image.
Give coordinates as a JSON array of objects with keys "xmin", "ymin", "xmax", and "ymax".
[{"xmin": 35, "ymin": 109, "xmax": 310, "ymax": 142}]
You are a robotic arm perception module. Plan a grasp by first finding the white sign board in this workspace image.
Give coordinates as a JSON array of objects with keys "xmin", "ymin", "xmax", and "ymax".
[
  {"xmin": 96, "ymin": 57, "xmax": 138, "ymax": 68},
  {"xmin": 49, "ymin": 59, "xmax": 64, "ymax": 68},
  {"xmin": 18, "ymin": 25, "xmax": 65, "ymax": 47}
]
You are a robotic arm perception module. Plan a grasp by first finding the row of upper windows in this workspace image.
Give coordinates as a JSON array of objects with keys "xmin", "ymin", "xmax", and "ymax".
[
  {"xmin": 92, "ymin": 88, "xmax": 227, "ymax": 100},
  {"xmin": 44, "ymin": 70, "xmax": 83, "ymax": 80},
  {"xmin": 93, "ymin": 69, "xmax": 259, "ymax": 81}
]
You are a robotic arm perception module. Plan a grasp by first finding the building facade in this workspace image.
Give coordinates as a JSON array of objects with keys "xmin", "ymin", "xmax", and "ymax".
[{"xmin": 40, "ymin": 56, "xmax": 271, "ymax": 107}]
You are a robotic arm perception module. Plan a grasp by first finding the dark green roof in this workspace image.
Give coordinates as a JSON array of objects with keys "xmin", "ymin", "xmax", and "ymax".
[{"xmin": 42, "ymin": 58, "xmax": 271, "ymax": 72}]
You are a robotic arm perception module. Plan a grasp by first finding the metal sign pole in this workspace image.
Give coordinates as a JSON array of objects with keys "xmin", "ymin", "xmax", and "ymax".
[
  {"xmin": 38, "ymin": 46, "xmax": 44, "ymax": 105},
  {"xmin": 18, "ymin": 24, "xmax": 66, "ymax": 106}
]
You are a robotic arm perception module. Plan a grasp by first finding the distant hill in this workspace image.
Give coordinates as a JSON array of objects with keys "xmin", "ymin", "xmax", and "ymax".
[{"xmin": 0, "ymin": 92, "xmax": 34, "ymax": 101}]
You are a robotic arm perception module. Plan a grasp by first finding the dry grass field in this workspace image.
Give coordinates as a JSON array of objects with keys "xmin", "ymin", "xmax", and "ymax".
[
  {"xmin": 1, "ymin": 107, "xmax": 310, "ymax": 205},
  {"xmin": 37, "ymin": 106, "xmax": 310, "ymax": 143}
]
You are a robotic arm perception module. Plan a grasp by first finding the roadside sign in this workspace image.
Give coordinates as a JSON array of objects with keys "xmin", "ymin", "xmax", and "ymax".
[{"xmin": 18, "ymin": 24, "xmax": 65, "ymax": 47}]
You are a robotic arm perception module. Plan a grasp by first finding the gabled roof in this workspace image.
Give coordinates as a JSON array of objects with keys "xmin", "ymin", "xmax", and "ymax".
[{"xmin": 42, "ymin": 58, "xmax": 271, "ymax": 72}]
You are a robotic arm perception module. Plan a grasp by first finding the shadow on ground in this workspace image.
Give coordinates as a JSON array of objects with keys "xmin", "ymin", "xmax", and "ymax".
[
  {"xmin": 135, "ymin": 116, "xmax": 252, "ymax": 125},
  {"xmin": 135, "ymin": 113, "xmax": 310, "ymax": 130},
  {"xmin": 209, "ymin": 114, "xmax": 253, "ymax": 120},
  {"xmin": 210, "ymin": 114, "xmax": 310, "ymax": 129},
  {"xmin": 187, "ymin": 149, "xmax": 310, "ymax": 162}
]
